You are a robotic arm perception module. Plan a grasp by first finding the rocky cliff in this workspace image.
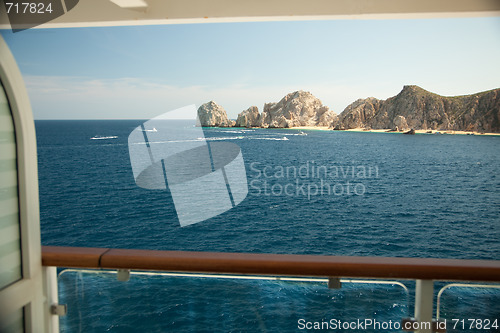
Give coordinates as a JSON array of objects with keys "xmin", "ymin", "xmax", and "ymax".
[
  {"xmin": 197, "ymin": 101, "xmax": 235, "ymax": 127},
  {"xmin": 257, "ymin": 90, "xmax": 337, "ymax": 128},
  {"xmin": 332, "ymin": 86, "xmax": 500, "ymax": 132},
  {"xmin": 235, "ymin": 106, "xmax": 260, "ymax": 128}
]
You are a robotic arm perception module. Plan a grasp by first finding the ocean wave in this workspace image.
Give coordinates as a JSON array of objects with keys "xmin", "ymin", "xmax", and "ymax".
[
  {"xmin": 133, "ymin": 139, "xmax": 204, "ymax": 144},
  {"xmin": 132, "ymin": 135, "xmax": 291, "ymax": 143},
  {"xmin": 252, "ymin": 136, "xmax": 289, "ymax": 141},
  {"xmin": 90, "ymin": 135, "xmax": 118, "ymax": 140},
  {"xmin": 205, "ymin": 136, "xmax": 245, "ymax": 141}
]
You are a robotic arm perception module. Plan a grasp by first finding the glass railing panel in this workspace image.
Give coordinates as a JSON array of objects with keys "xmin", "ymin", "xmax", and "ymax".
[
  {"xmin": 58, "ymin": 269, "xmax": 409, "ymax": 333},
  {"xmin": 436, "ymin": 283, "xmax": 500, "ymax": 333}
]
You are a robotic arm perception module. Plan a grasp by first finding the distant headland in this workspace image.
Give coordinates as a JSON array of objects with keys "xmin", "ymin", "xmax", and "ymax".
[{"xmin": 197, "ymin": 85, "xmax": 500, "ymax": 135}]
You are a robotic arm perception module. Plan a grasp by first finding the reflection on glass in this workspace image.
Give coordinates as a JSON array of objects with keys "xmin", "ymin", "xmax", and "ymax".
[
  {"xmin": 436, "ymin": 283, "xmax": 500, "ymax": 333},
  {"xmin": 0, "ymin": 307, "xmax": 24, "ymax": 333}
]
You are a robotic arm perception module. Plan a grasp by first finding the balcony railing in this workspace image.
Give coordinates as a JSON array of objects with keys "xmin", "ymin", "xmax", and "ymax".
[
  {"xmin": 41, "ymin": 246, "xmax": 500, "ymax": 333},
  {"xmin": 41, "ymin": 246, "xmax": 500, "ymax": 281}
]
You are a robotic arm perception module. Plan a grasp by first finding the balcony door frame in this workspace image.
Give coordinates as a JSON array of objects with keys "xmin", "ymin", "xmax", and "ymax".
[{"xmin": 0, "ymin": 35, "xmax": 46, "ymax": 332}]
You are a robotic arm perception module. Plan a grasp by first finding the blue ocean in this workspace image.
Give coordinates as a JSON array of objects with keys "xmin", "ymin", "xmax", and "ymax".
[{"xmin": 36, "ymin": 120, "xmax": 500, "ymax": 332}]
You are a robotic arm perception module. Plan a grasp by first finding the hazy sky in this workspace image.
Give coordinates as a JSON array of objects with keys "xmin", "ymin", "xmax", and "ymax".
[{"xmin": 1, "ymin": 16, "xmax": 500, "ymax": 119}]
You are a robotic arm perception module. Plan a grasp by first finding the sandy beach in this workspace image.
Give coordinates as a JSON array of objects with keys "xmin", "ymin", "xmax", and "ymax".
[{"xmin": 286, "ymin": 126, "xmax": 500, "ymax": 136}]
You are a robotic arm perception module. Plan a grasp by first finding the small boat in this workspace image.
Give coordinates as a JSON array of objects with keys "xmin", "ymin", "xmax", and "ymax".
[
  {"xmin": 143, "ymin": 127, "xmax": 157, "ymax": 132},
  {"xmin": 298, "ymin": 131, "xmax": 307, "ymax": 136},
  {"xmin": 282, "ymin": 136, "xmax": 289, "ymax": 141},
  {"xmin": 90, "ymin": 135, "xmax": 118, "ymax": 140}
]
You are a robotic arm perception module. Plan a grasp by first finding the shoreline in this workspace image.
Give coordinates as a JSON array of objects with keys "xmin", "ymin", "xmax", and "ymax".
[
  {"xmin": 229, "ymin": 125, "xmax": 500, "ymax": 136},
  {"xmin": 282, "ymin": 126, "xmax": 499, "ymax": 136}
]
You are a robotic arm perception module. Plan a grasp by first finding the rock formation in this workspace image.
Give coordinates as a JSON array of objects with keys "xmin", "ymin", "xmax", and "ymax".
[
  {"xmin": 257, "ymin": 90, "xmax": 337, "ymax": 128},
  {"xmin": 197, "ymin": 101, "xmax": 235, "ymax": 127},
  {"xmin": 393, "ymin": 115, "xmax": 409, "ymax": 131},
  {"xmin": 235, "ymin": 106, "xmax": 260, "ymax": 128},
  {"xmin": 332, "ymin": 85, "xmax": 500, "ymax": 133},
  {"xmin": 332, "ymin": 97, "xmax": 381, "ymax": 130}
]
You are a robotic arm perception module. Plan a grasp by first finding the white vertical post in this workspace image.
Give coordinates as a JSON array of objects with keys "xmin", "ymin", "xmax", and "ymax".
[
  {"xmin": 43, "ymin": 266, "xmax": 60, "ymax": 333},
  {"xmin": 414, "ymin": 279, "xmax": 433, "ymax": 333}
]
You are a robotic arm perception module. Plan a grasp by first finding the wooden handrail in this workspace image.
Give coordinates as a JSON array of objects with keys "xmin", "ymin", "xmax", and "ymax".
[{"xmin": 42, "ymin": 246, "xmax": 500, "ymax": 282}]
